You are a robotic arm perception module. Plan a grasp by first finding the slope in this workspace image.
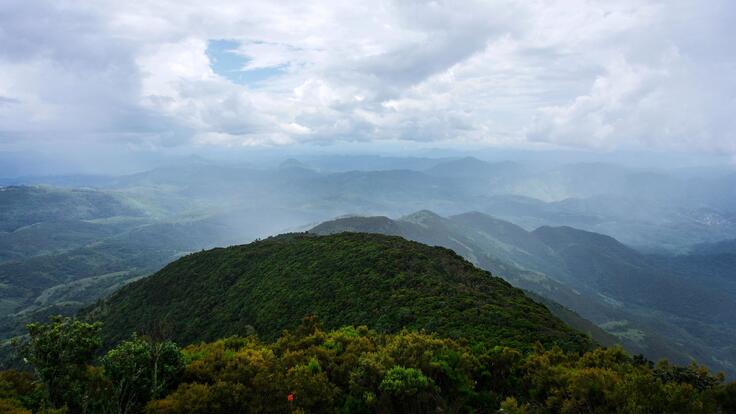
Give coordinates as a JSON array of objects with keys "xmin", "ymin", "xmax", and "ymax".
[
  {"xmin": 311, "ymin": 214, "xmax": 619, "ymax": 348},
  {"xmin": 86, "ymin": 232, "xmax": 593, "ymax": 352},
  {"xmin": 532, "ymin": 225, "xmax": 736, "ymax": 322},
  {"xmin": 309, "ymin": 211, "xmax": 736, "ymax": 377}
]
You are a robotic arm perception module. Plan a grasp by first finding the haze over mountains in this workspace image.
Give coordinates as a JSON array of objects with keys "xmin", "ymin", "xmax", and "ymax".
[
  {"xmin": 3, "ymin": 155, "xmax": 735, "ymax": 246},
  {"xmin": 311, "ymin": 210, "xmax": 736, "ymax": 377},
  {"xmin": 3, "ymin": 0, "xmax": 736, "ymax": 410},
  {"xmin": 1, "ymin": 154, "xmax": 735, "ymax": 379}
]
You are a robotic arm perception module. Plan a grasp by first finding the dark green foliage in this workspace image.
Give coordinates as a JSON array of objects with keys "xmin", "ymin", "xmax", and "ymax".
[
  {"xmin": 379, "ymin": 366, "xmax": 438, "ymax": 413},
  {"xmin": 20, "ymin": 316, "xmax": 103, "ymax": 412},
  {"xmin": 7, "ymin": 317, "xmax": 185, "ymax": 413},
  {"xmin": 717, "ymin": 381, "xmax": 736, "ymax": 412},
  {"xmin": 88, "ymin": 232, "xmax": 593, "ymax": 352},
  {"xmin": 0, "ymin": 369, "xmax": 39, "ymax": 413},
  {"xmin": 102, "ymin": 335, "xmax": 184, "ymax": 414},
  {"xmin": 310, "ymin": 212, "xmax": 736, "ymax": 378},
  {"xmin": 4, "ymin": 318, "xmax": 736, "ymax": 413},
  {"xmin": 524, "ymin": 292, "xmax": 620, "ymax": 348},
  {"xmin": 0, "ymin": 214, "xmax": 245, "ymax": 344}
]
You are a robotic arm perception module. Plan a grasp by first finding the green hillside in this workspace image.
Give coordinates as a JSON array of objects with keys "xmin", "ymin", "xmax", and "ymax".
[
  {"xmin": 0, "ymin": 186, "xmax": 142, "ymax": 232},
  {"xmin": 312, "ymin": 215, "xmax": 620, "ymax": 348},
  {"xmin": 308, "ymin": 212, "xmax": 736, "ymax": 378},
  {"xmin": 86, "ymin": 232, "xmax": 593, "ymax": 352},
  {"xmin": 532, "ymin": 225, "xmax": 736, "ymax": 321}
]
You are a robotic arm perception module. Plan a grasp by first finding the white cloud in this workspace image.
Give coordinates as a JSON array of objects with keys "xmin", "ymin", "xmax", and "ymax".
[
  {"xmin": 0, "ymin": 0, "xmax": 734, "ymax": 154},
  {"xmin": 529, "ymin": 48, "xmax": 736, "ymax": 154},
  {"xmin": 528, "ymin": 55, "xmax": 664, "ymax": 148}
]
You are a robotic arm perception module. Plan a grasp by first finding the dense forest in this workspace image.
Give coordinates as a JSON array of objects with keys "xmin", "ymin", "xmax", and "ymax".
[
  {"xmin": 311, "ymin": 212, "xmax": 736, "ymax": 376},
  {"xmin": 1, "ymin": 232, "xmax": 734, "ymax": 413},
  {"xmin": 3, "ymin": 160, "xmax": 736, "ymax": 378},
  {"xmin": 4, "ymin": 0, "xmax": 736, "ymax": 412},
  {"xmin": 1, "ymin": 316, "xmax": 734, "ymax": 413},
  {"xmin": 85, "ymin": 233, "xmax": 591, "ymax": 352}
]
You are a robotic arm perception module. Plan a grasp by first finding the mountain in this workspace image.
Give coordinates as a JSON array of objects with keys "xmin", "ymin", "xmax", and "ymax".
[
  {"xmin": 311, "ymin": 214, "xmax": 618, "ymax": 347},
  {"xmin": 6, "ymin": 159, "xmax": 736, "ymax": 252},
  {"xmin": 414, "ymin": 162, "xmax": 736, "ymax": 252},
  {"xmin": 0, "ymin": 186, "xmax": 142, "ymax": 233},
  {"xmin": 311, "ymin": 211, "xmax": 569, "ymax": 285},
  {"xmin": 648, "ymin": 238, "xmax": 736, "ymax": 296},
  {"xmin": 310, "ymin": 216, "xmax": 402, "ymax": 236},
  {"xmin": 0, "ymin": 182, "xmax": 329, "ymax": 342},
  {"xmin": 523, "ymin": 291, "xmax": 619, "ymax": 348},
  {"xmin": 532, "ymin": 226, "xmax": 736, "ymax": 322},
  {"xmin": 3, "ymin": 160, "xmax": 736, "ymax": 372},
  {"xmin": 278, "ymin": 158, "xmax": 312, "ymax": 170},
  {"xmin": 86, "ymin": 232, "xmax": 593, "ymax": 352},
  {"xmin": 690, "ymin": 238, "xmax": 736, "ymax": 256},
  {"xmin": 309, "ymin": 211, "xmax": 736, "ymax": 378},
  {"xmin": 0, "ymin": 216, "xmax": 248, "ymax": 339},
  {"xmin": 299, "ymin": 154, "xmax": 454, "ymax": 172},
  {"xmin": 425, "ymin": 157, "xmax": 522, "ymax": 179}
]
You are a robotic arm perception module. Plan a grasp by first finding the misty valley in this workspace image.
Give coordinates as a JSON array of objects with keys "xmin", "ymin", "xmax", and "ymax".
[
  {"xmin": 3, "ymin": 1, "xmax": 736, "ymax": 410},
  {"xmin": 1, "ymin": 155, "xmax": 735, "ymax": 412}
]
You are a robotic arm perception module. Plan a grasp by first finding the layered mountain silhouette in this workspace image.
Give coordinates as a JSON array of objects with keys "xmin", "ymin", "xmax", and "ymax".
[{"xmin": 310, "ymin": 211, "xmax": 736, "ymax": 377}]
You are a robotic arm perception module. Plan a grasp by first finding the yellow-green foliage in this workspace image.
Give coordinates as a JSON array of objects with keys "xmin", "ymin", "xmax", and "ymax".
[
  {"xmin": 0, "ymin": 370, "xmax": 37, "ymax": 414},
  {"xmin": 3, "ymin": 317, "xmax": 736, "ymax": 413},
  {"xmin": 144, "ymin": 322, "xmax": 735, "ymax": 414}
]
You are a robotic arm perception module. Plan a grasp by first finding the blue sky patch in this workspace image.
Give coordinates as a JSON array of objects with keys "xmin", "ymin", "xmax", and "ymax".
[{"xmin": 206, "ymin": 39, "xmax": 285, "ymax": 85}]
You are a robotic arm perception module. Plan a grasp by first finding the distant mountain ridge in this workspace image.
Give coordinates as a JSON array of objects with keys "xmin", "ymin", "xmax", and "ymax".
[
  {"xmin": 310, "ymin": 211, "xmax": 736, "ymax": 378},
  {"xmin": 2, "ymin": 157, "xmax": 736, "ymax": 377}
]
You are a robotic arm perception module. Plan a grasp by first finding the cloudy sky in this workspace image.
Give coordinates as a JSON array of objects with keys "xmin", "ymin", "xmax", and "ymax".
[{"xmin": 1, "ymin": 0, "xmax": 735, "ymax": 160}]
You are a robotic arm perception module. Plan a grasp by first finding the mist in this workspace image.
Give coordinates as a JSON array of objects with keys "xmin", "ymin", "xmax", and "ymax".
[
  {"xmin": 2, "ymin": 0, "xmax": 736, "ymax": 402},
  {"xmin": 3, "ymin": 149, "xmax": 736, "ymax": 378},
  {"xmin": 3, "ymin": 148, "xmax": 736, "ymax": 249}
]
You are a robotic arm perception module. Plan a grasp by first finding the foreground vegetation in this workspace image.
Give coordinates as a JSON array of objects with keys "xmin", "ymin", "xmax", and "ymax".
[{"xmin": 1, "ymin": 316, "xmax": 735, "ymax": 413}]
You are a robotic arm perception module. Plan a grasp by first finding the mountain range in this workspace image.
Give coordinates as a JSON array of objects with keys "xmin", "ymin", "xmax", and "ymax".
[
  {"xmin": 1, "ymin": 156, "xmax": 735, "ymax": 379},
  {"xmin": 310, "ymin": 210, "xmax": 736, "ymax": 377}
]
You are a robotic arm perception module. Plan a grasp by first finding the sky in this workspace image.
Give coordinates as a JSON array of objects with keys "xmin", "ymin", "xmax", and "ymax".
[{"xmin": 0, "ymin": 0, "xmax": 735, "ymax": 170}]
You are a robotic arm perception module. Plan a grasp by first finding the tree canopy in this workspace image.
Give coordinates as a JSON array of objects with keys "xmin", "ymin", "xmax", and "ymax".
[
  {"xmin": 2, "ymin": 316, "xmax": 734, "ymax": 413},
  {"xmin": 86, "ymin": 233, "xmax": 592, "ymax": 352}
]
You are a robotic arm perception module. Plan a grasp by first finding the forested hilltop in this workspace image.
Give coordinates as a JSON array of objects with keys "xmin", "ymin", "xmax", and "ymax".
[
  {"xmin": 310, "ymin": 212, "xmax": 736, "ymax": 377},
  {"xmin": 84, "ymin": 232, "xmax": 592, "ymax": 352},
  {"xmin": 0, "ymin": 233, "xmax": 734, "ymax": 412}
]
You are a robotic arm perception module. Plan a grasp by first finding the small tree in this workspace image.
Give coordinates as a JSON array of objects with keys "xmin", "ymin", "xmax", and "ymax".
[
  {"xmin": 102, "ymin": 334, "xmax": 183, "ymax": 414},
  {"xmin": 379, "ymin": 366, "xmax": 439, "ymax": 413},
  {"xmin": 21, "ymin": 316, "xmax": 102, "ymax": 412}
]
